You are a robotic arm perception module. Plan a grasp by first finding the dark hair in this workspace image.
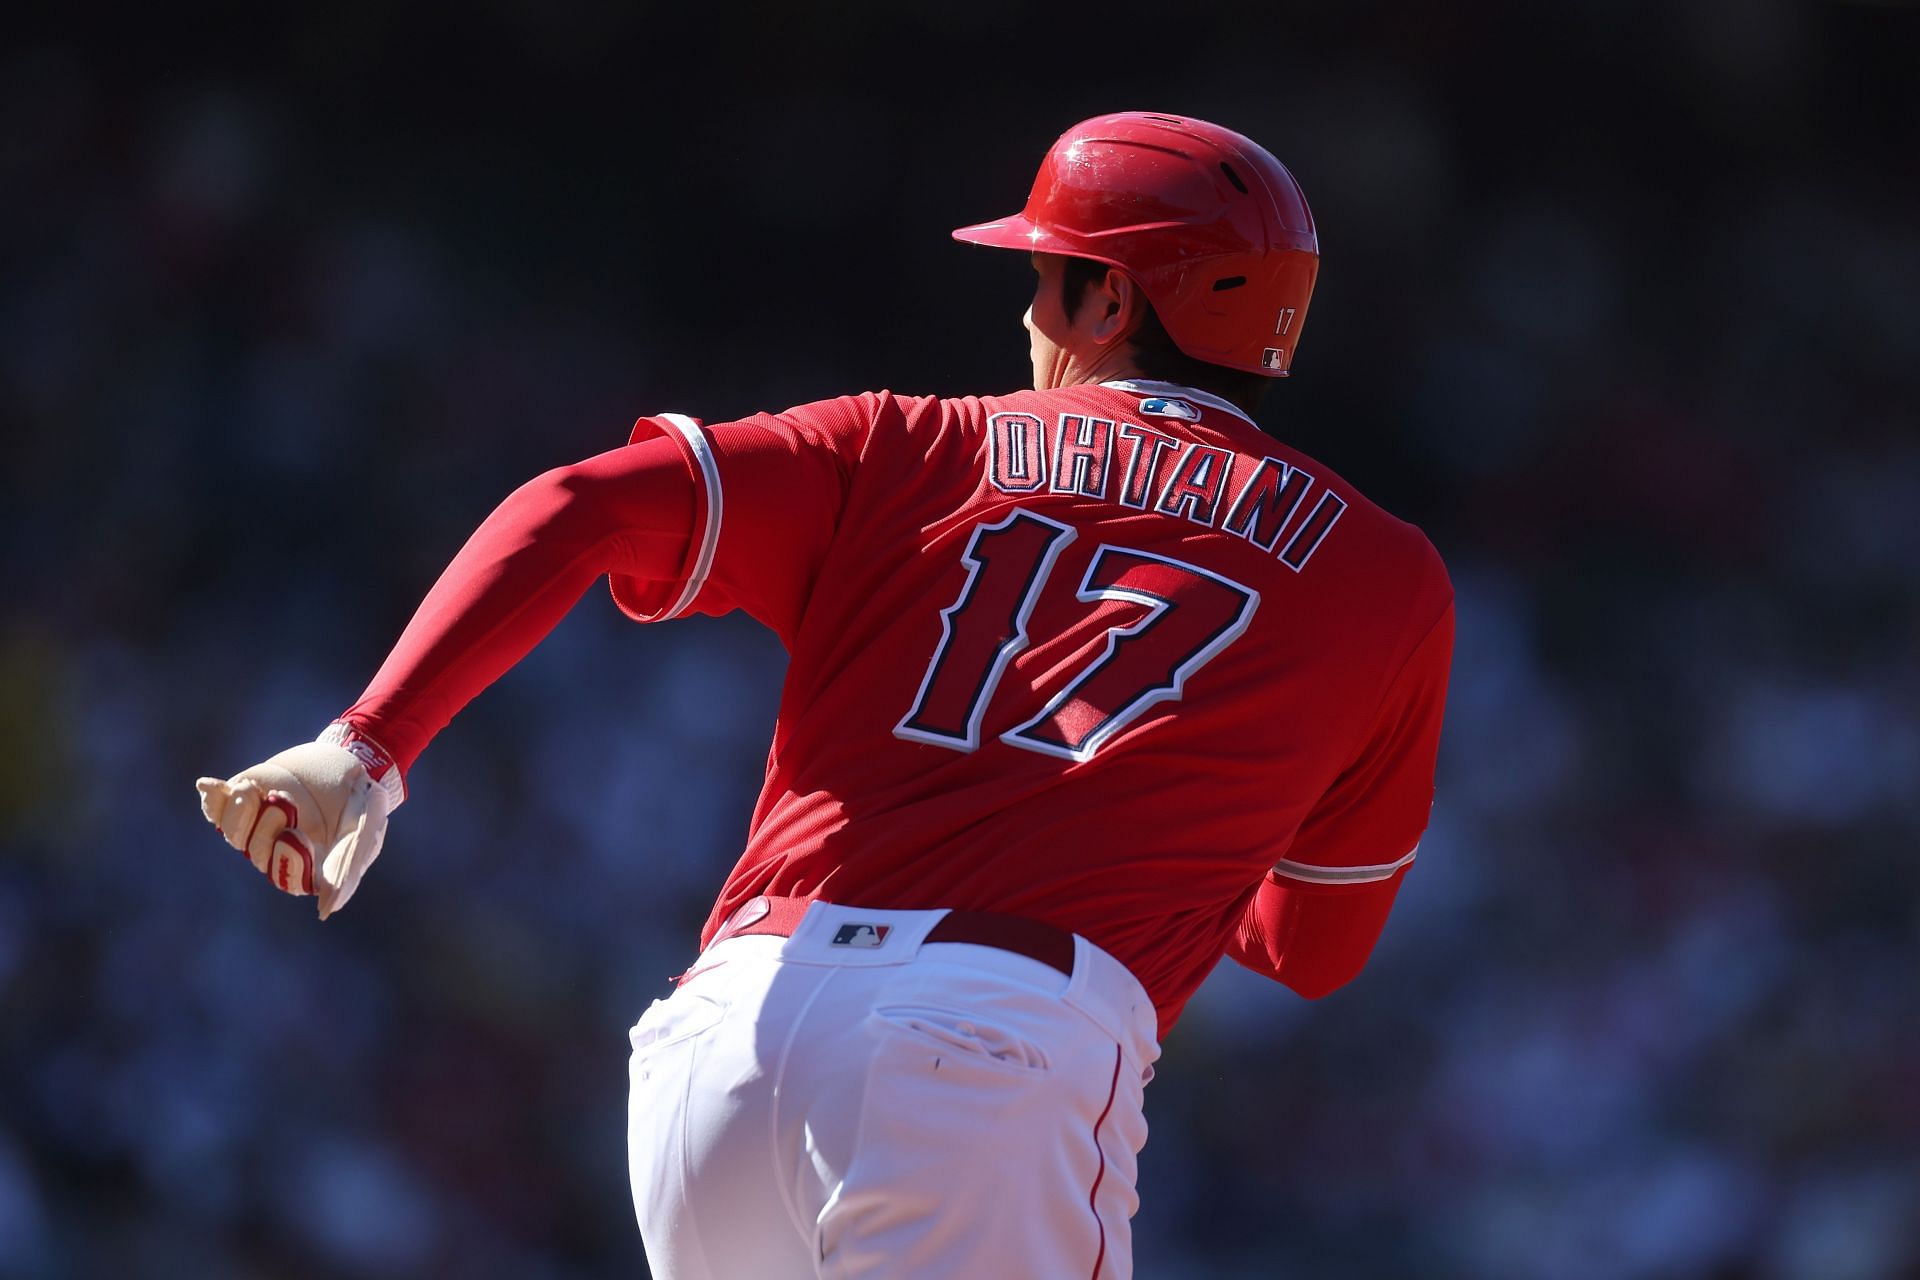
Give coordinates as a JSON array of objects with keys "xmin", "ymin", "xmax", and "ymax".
[{"xmin": 1060, "ymin": 257, "xmax": 1273, "ymax": 417}]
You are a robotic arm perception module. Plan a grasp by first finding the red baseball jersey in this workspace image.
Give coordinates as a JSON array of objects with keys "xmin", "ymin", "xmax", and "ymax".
[{"xmin": 610, "ymin": 380, "xmax": 1453, "ymax": 1032}]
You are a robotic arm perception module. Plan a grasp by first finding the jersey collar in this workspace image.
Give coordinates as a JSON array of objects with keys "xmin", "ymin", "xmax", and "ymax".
[{"xmin": 1100, "ymin": 379, "xmax": 1258, "ymax": 429}]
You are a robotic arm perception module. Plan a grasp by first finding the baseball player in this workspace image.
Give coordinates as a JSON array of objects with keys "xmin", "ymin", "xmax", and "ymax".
[{"xmin": 197, "ymin": 112, "xmax": 1453, "ymax": 1278}]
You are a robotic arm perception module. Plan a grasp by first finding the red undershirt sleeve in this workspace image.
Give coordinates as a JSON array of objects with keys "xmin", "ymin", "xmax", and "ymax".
[
  {"xmin": 1227, "ymin": 867, "xmax": 1412, "ymax": 1000},
  {"xmin": 334, "ymin": 436, "xmax": 697, "ymax": 776}
]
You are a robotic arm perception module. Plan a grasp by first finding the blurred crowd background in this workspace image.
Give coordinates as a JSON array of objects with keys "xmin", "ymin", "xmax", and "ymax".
[{"xmin": 2, "ymin": 2, "xmax": 1916, "ymax": 1277}]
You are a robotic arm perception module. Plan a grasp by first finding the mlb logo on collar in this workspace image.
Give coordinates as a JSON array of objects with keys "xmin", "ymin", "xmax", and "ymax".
[
  {"xmin": 1138, "ymin": 395, "xmax": 1200, "ymax": 422},
  {"xmin": 831, "ymin": 923, "xmax": 891, "ymax": 948}
]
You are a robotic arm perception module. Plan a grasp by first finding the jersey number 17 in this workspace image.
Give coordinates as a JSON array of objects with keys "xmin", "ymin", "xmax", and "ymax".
[{"xmin": 894, "ymin": 510, "xmax": 1259, "ymax": 764}]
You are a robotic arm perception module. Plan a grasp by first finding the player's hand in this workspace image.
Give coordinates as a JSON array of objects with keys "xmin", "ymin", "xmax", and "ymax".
[{"xmin": 196, "ymin": 735, "xmax": 400, "ymax": 919}]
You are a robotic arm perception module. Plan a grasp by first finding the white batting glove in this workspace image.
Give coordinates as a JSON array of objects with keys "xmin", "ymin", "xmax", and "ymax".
[{"xmin": 196, "ymin": 725, "xmax": 406, "ymax": 919}]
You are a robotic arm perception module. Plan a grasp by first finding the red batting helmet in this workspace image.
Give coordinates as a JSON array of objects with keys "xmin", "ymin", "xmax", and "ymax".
[{"xmin": 954, "ymin": 111, "xmax": 1319, "ymax": 377}]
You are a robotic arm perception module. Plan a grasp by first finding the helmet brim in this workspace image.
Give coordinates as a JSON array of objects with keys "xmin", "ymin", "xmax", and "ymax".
[{"xmin": 952, "ymin": 215, "xmax": 1079, "ymax": 256}]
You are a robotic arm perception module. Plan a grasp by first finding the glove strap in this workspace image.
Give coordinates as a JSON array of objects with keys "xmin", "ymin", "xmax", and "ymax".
[{"xmin": 318, "ymin": 723, "xmax": 407, "ymax": 811}]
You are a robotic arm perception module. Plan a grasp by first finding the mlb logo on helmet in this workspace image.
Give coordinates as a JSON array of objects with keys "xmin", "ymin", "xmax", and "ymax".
[
  {"xmin": 832, "ymin": 923, "xmax": 891, "ymax": 948},
  {"xmin": 1261, "ymin": 348, "xmax": 1286, "ymax": 370}
]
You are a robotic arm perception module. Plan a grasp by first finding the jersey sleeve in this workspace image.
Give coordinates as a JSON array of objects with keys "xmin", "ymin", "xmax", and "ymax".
[
  {"xmin": 608, "ymin": 393, "xmax": 883, "ymax": 644},
  {"xmin": 1222, "ymin": 595, "xmax": 1453, "ymax": 995},
  {"xmin": 1275, "ymin": 596, "xmax": 1455, "ymax": 889}
]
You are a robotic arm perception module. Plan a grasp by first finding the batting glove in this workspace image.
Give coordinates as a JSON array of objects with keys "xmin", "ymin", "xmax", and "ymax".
[{"xmin": 196, "ymin": 725, "xmax": 406, "ymax": 919}]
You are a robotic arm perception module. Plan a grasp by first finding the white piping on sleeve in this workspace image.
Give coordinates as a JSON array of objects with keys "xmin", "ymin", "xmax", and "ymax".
[
  {"xmin": 1271, "ymin": 845, "xmax": 1419, "ymax": 886},
  {"xmin": 655, "ymin": 412, "xmax": 723, "ymax": 621}
]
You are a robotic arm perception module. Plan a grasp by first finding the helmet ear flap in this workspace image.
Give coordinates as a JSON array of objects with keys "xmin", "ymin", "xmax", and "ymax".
[{"xmin": 952, "ymin": 112, "xmax": 1319, "ymax": 377}]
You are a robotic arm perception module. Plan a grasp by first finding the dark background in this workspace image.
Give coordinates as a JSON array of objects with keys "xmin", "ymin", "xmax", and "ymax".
[{"xmin": 3, "ymin": 2, "xmax": 1917, "ymax": 1276}]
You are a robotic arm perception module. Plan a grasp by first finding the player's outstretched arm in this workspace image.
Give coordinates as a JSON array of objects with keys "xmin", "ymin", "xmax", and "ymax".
[{"xmin": 195, "ymin": 435, "xmax": 699, "ymax": 915}]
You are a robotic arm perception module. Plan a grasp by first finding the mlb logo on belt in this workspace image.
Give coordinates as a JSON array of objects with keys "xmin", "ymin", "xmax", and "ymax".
[{"xmin": 831, "ymin": 923, "xmax": 891, "ymax": 948}]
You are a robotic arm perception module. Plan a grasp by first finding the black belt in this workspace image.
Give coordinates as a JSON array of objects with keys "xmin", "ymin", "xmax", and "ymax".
[{"xmin": 707, "ymin": 895, "xmax": 1076, "ymax": 977}]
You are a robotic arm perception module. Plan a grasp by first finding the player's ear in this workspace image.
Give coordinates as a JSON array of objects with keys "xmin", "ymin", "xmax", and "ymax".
[{"xmin": 1089, "ymin": 268, "xmax": 1138, "ymax": 346}]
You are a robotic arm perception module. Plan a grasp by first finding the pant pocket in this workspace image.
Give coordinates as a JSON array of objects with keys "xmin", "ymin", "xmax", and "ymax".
[
  {"xmin": 630, "ymin": 991, "xmax": 727, "ymax": 1061},
  {"xmin": 817, "ymin": 1009, "xmax": 1124, "ymax": 1278},
  {"xmin": 870, "ymin": 1004, "xmax": 1052, "ymax": 1074}
]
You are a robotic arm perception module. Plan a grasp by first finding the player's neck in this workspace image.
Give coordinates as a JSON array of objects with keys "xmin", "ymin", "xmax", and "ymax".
[
  {"xmin": 1044, "ymin": 345, "xmax": 1147, "ymax": 392},
  {"xmin": 1052, "ymin": 341, "xmax": 1269, "ymax": 422}
]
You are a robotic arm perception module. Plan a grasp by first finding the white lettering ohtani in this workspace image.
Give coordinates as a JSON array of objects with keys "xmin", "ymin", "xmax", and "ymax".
[{"xmin": 981, "ymin": 385, "xmax": 1347, "ymax": 571}]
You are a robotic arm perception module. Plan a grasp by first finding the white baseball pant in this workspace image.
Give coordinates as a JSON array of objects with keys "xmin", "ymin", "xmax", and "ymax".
[{"xmin": 626, "ymin": 901, "xmax": 1161, "ymax": 1279}]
